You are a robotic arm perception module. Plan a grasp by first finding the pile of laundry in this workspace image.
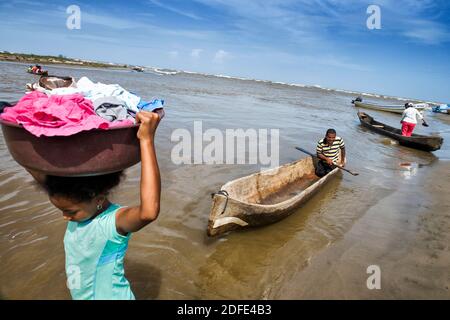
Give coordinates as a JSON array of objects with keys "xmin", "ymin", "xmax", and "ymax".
[{"xmin": 0, "ymin": 76, "xmax": 164, "ymax": 137}]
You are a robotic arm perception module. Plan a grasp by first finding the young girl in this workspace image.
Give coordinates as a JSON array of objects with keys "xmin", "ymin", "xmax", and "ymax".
[{"xmin": 28, "ymin": 111, "xmax": 161, "ymax": 300}]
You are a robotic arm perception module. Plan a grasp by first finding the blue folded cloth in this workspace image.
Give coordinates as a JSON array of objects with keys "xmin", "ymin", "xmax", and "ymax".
[{"xmin": 137, "ymin": 99, "xmax": 164, "ymax": 111}]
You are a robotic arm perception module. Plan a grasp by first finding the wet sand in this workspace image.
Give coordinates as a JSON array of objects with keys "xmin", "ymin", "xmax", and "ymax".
[
  {"xmin": 0, "ymin": 61, "xmax": 449, "ymax": 299},
  {"xmin": 277, "ymin": 161, "xmax": 450, "ymax": 299}
]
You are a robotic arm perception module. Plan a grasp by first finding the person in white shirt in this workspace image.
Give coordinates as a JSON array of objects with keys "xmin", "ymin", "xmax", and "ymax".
[{"xmin": 400, "ymin": 102, "xmax": 428, "ymax": 137}]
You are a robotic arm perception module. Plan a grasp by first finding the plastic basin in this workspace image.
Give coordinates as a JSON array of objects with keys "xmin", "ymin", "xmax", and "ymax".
[{"xmin": 0, "ymin": 119, "xmax": 141, "ymax": 176}]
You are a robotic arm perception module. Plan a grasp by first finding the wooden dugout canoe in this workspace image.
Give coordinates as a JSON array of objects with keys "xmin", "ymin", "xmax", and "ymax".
[
  {"xmin": 27, "ymin": 69, "xmax": 48, "ymax": 76},
  {"xmin": 353, "ymin": 100, "xmax": 427, "ymax": 114},
  {"xmin": 207, "ymin": 157, "xmax": 339, "ymax": 237},
  {"xmin": 357, "ymin": 112, "xmax": 443, "ymax": 152}
]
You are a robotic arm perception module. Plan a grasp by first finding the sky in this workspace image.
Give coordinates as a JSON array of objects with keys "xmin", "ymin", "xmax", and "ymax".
[{"xmin": 0, "ymin": 0, "xmax": 449, "ymax": 102}]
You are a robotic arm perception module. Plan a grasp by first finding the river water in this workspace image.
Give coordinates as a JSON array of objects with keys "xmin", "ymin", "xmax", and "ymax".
[{"xmin": 0, "ymin": 61, "xmax": 449, "ymax": 299}]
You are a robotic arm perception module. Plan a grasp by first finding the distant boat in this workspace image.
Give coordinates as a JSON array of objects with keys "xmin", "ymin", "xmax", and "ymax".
[
  {"xmin": 352, "ymin": 97, "xmax": 427, "ymax": 114},
  {"xmin": 357, "ymin": 112, "xmax": 443, "ymax": 152},
  {"xmin": 432, "ymin": 104, "xmax": 449, "ymax": 115},
  {"xmin": 27, "ymin": 69, "xmax": 48, "ymax": 76},
  {"xmin": 132, "ymin": 66, "xmax": 144, "ymax": 72}
]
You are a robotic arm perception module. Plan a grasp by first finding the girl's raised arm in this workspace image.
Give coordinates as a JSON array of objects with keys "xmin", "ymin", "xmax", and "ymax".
[{"xmin": 116, "ymin": 111, "xmax": 161, "ymax": 235}]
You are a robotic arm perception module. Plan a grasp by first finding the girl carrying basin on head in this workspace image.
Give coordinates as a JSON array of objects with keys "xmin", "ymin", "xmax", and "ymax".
[{"xmin": 28, "ymin": 111, "xmax": 161, "ymax": 300}]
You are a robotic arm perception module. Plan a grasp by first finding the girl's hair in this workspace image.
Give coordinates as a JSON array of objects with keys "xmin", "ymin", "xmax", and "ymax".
[{"xmin": 42, "ymin": 171, "xmax": 124, "ymax": 203}]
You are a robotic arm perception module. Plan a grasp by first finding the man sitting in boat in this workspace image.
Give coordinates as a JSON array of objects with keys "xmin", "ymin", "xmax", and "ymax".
[
  {"xmin": 30, "ymin": 65, "xmax": 42, "ymax": 74},
  {"xmin": 400, "ymin": 102, "xmax": 428, "ymax": 137},
  {"xmin": 315, "ymin": 129, "xmax": 346, "ymax": 177}
]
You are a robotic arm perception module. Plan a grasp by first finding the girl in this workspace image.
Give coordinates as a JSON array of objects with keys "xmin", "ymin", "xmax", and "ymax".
[{"xmin": 28, "ymin": 111, "xmax": 161, "ymax": 300}]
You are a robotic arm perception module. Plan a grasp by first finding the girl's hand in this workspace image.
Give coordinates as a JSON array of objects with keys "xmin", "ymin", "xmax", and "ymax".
[{"xmin": 136, "ymin": 111, "xmax": 161, "ymax": 141}]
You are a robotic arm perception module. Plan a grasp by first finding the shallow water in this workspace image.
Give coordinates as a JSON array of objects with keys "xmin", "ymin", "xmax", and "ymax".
[{"xmin": 0, "ymin": 61, "xmax": 449, "ymax": 299}]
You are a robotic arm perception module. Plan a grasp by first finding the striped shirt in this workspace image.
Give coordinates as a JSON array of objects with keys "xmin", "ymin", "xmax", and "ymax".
[{"xmin": 316, "ymin": 137, "xmax": 345, "ymax": 164}]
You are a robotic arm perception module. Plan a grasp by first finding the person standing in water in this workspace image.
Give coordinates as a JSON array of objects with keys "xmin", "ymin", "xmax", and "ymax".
[
  {"xmin": 400, "ymin": 102, "xmax": 429, "ymax": 137},
  {"xmin": 28, "ymin": 111, "xmax": 161, "ymax": 300},
  {"xmin": 315, "ymin": 129, "xmax": 346, "ymax": 177}
]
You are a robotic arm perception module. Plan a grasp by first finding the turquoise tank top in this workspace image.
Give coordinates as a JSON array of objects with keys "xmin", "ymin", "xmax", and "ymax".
[{"xmin": 63, "ymin": 203, "xmax": 135, "ymax": 300}]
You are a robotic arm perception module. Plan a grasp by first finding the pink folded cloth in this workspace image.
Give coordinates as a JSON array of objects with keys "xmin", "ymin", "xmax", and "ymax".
[{"xmin": 1, "ymin": 91, "xmax": 133, "ymax": 137}]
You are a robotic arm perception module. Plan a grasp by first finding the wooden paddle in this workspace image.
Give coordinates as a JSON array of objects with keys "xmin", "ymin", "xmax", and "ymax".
[{"xmin": 295, "ymin": 147, "xmax": 359, "ymax": 176}]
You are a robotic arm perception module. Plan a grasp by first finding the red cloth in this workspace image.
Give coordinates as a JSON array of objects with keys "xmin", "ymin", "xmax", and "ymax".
[
  {"xmin": 1, "ymin": 91, "xmax": 133, "ymax": 137},
  {"xmin": 401, "ymin": 121, "xmax": 416, "ymax": 137}
]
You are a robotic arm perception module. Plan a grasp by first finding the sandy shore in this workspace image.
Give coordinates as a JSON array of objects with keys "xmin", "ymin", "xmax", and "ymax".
[
  {"xmin": 276, "ymin": 161, "xmax": 450, "ymax": 299},
  {"xmin": 0, "ymin": 52, "xmax": 128, "ymax": 70}
]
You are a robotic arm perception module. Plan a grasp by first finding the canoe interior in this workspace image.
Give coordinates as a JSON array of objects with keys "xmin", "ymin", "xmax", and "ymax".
[
  {"xmin": 261, "ymin": 175, "xmax": 320, "ymax": 205},
  {"xmin": 39, "ymin": 76, "xmax": 74, "ymax": 90},
  {"xmin": 223, "ymin": 156, "xmax": 319, "ymax": 206}
]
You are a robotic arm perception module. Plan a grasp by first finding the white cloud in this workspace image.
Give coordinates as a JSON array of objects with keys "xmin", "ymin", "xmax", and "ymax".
[
  {"xmin": 402, "ymin": 20, "xmax": 450, "ymax": 45},
  {"xmin": 81, "ymin": 11, "xmax": 147, "ymax": 29},
  {"xmin": 161, "ymin": 29, "xmax": 211, "ymax": 40},
  {"xmin": 194, "ymin": 0, "xmax": 450, "ymax": 46},
  {"xmin": 213, "ymin": 50, "xmax": 229, "ymax": 63},
  {"xmin": 148, "ymin": 0, "xmax": 203, "ymax": 20},
  {"xmin": 14, "ymin": 6, "xmax": 213, "ymax": 40},
  {"xmin": 191, "ymin": 0, "xmax": 360, "ymax": 49},
  {"xmin": 5, "ymin": 0, "xmax": 47, "ymax": 7},
  {"xmin": 191, "ymin": 48, "xmax": 203, "ymax": 58}
]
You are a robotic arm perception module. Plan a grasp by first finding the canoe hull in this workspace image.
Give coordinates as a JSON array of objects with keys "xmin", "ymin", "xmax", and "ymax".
[
  {"xmin": 27, "ymin": 70, "xmax": 48, "ymax": 76},
  {"xmin": 357, "ymin": 112, "xmax": 443, "ymax": 152},
  {"xmin": 207, "ymin": 157, "xmax": 339, "ymax": 237},
  {"xmin": 353, "ymin": 101, "xmax": 426, "ymax": 114}
]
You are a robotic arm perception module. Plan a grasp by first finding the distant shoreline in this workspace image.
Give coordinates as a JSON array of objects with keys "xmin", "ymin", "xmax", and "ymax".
[
  {"xmin": 0, "ymin": 51, "xmax": 133, "ymax": 70},
  {"xmin": 0, "ymin": 51, "xmax": 442, "ymax": 104}
]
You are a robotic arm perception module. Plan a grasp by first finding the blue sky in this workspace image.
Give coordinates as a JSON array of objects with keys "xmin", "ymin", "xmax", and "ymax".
[{"xmin": 0, "ymin": 0, "xmax": 449, "ymax": 102}]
